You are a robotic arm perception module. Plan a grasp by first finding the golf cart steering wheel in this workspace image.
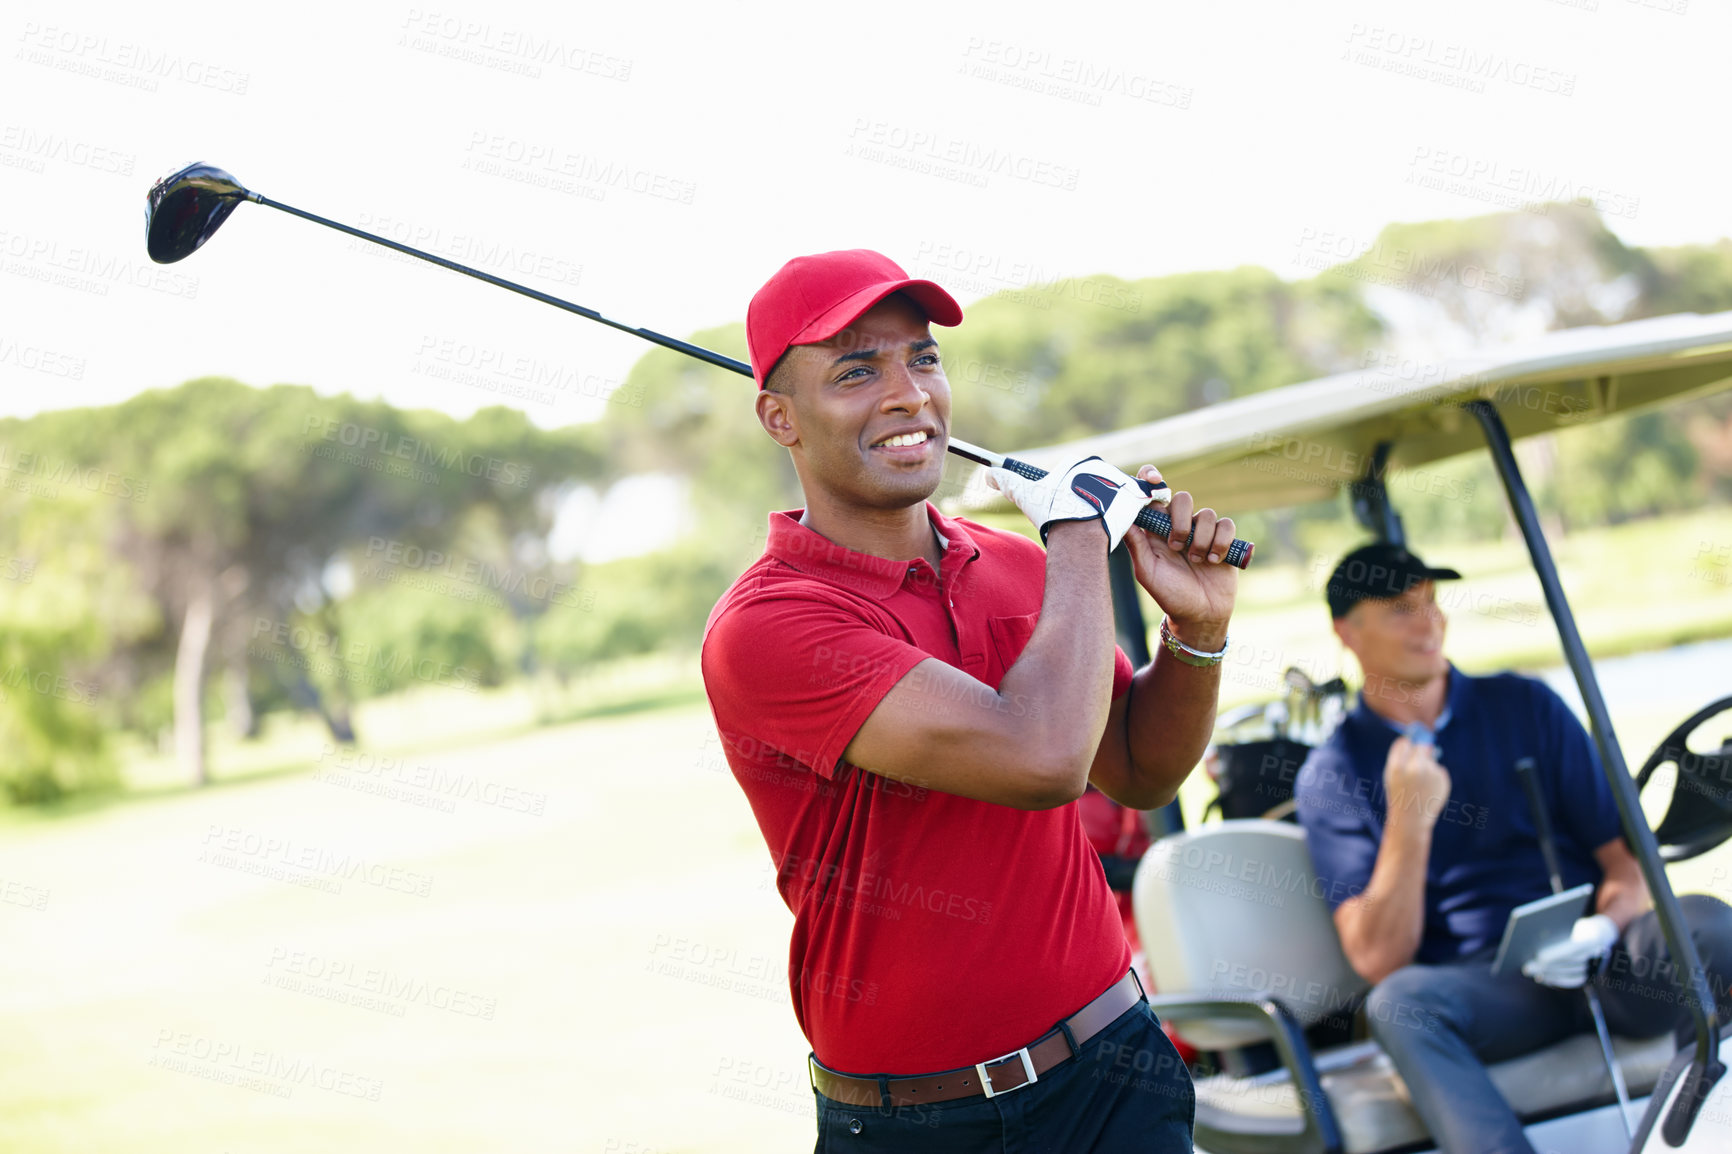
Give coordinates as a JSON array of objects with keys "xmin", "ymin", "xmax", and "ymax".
[{"xmin": 1634, "ymin": 695, "xmax": 1732, "ymax": 863}]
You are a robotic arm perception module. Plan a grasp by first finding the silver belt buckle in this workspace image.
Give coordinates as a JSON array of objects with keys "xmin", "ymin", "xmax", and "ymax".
[{"xmin": 976, "ymin": 1045, "xmax": 1037, "ymax": 1098}]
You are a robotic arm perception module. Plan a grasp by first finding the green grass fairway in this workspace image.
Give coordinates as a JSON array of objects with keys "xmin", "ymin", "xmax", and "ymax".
[
  {"xmin": 0, "ymin": 702, "xmax": 813, "ymax": 1153},
  {"xmin": 8, "ymin": 677, "xmax": 1732, "ymax": 1152}
]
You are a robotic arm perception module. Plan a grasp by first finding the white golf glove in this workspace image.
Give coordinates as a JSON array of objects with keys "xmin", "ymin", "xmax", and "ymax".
[
  {"xmin": 1523, "ymin": 914, "xmax": 1620, "ymax": 989},
  {"xmin": 986, "ymin": 457, "xmax": 1163, "ymax": 551}
]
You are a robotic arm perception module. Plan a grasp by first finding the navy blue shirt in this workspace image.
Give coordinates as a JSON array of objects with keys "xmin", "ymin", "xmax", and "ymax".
[{"xmin": 1295, "ymin": 665, "xmax": 1623, "ymax": 964}]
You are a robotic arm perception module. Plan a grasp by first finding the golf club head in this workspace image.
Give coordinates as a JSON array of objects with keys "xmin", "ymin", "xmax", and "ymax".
[{"xmin": 146, "ymin": 162, "xmax": 250, "ymax": 264}]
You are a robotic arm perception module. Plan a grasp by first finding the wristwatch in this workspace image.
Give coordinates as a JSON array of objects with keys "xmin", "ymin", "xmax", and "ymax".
[{"xmin": 1160, "ymin": 616, "xmax": 1228, "ymax": 668}]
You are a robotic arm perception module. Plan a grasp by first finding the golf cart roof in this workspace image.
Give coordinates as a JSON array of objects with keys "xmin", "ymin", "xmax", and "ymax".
[{"xmin": 953, "ymin": 310, "xmax": 1732, "ymax": 514}]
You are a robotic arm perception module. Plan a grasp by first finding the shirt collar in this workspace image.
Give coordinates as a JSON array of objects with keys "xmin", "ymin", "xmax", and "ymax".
[{"xmin": 764, "ymin": 503, "xmax": 981, "ymax": 600}]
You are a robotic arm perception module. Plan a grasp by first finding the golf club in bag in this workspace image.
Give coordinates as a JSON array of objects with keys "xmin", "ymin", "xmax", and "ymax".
[{"xmin": 144, "ymin": 162, "xmax": 1254, "ymax": 569}]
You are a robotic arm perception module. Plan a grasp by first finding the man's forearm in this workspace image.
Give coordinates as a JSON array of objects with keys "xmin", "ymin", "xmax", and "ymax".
[
  {"xmin": 995, "ymin": 522, "xmax": 1119, "ymax": 791},
  {"xmin": 1594, "ymin": 841, "xmax": 1653, "ymax": 932},
  {"xmin": 1340, "ymin": 816, "xmax": 1433, "ymax": 983},
  {"xmin": 1120, "ymin": 646, "xmax": 1222, "ymax": 802}
]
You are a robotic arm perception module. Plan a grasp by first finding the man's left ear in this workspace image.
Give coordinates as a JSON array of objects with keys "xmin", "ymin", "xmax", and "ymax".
[{"xmin": 756, "ymin": 390, "xmax": 799, "ymax": 448}]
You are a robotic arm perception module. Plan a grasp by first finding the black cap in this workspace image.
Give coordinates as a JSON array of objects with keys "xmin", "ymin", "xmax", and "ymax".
[{"xmin": 1325, "ymin": 542, "xmax": 1463, "ymax": 619}]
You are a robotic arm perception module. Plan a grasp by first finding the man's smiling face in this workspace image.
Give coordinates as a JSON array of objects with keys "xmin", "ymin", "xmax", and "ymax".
[
  {"xmin": 1337, "ymin": 580, "xmax": 1449, "ymax": 686},
  {"xmin": 758, "ymin": 293, "xmax": 951, "ymax": 514}
]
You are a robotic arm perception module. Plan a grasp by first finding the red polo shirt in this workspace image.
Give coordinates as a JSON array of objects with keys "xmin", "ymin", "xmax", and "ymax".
[{"xmin": 701, "ymin": 504, "xmax": 1133, "ymax": 1074}]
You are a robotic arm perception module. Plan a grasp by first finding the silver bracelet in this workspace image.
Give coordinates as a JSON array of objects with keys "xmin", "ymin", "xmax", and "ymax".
[{"xmin": 1159, "ymin": 616, "xmax": 1228, "ymax": 668}]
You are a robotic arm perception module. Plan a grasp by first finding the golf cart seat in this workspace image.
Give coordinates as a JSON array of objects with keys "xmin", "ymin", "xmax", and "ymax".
[{"xmin": 1135, "ymin": 821, "xmax": 1678, "ymax": 1153}]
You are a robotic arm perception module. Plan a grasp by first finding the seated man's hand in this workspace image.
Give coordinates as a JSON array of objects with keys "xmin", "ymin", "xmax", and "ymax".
[
  {"xmin": 1523, "ymin": 914, "xmax": 1620, "ymax": 989},
  {"xmin": 1383, "ymin": 737, "xmax": 1451, "ymax": 830},
  {"xmin": 987, "ymin": 456, "xmax": 1162, "ymax": 551}
]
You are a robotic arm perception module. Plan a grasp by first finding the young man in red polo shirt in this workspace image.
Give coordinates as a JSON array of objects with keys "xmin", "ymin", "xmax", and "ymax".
[{"xmin": 702, "ymin": 250, "xmax": 1238, "ymax": 1151}]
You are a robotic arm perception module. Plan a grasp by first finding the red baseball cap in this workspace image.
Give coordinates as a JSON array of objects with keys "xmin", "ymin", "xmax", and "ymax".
[{"xmin": 745, "ymin": 249, "xmax": 964, "ymax": 388}]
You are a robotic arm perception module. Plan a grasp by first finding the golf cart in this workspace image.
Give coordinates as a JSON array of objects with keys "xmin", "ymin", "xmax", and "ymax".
[{"xmin": 960, "ymin": 311, "xmax": 1732, "ymax": 1153}]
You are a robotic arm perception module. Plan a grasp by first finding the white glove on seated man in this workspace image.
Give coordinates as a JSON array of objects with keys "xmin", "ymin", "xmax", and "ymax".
[
  {"xmin": 987, "ymin": 457, "xmax": 1166, "ymax": 552},
  {"xmin": 1523, "ymin": 914, "xmax": 1620, "ymax": 989}
]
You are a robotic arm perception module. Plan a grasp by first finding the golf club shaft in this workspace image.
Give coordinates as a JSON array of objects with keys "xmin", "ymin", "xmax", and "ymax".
[
  {"xmin": 1514, "ymin": 758, "xmax": 1636, "ymax": 1138},
  {"xmin": 252, "ymin": 193, "xmax": 748, "ymax": 377},
  {"xmin": 247, "ymin": 191, "xmax": 1254, "ymax": 568}
]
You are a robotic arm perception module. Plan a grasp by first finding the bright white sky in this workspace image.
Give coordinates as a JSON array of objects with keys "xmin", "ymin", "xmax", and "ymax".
[{"xmin": 2, "ymin": 0, "xmax": 1725, "ymax": 556}]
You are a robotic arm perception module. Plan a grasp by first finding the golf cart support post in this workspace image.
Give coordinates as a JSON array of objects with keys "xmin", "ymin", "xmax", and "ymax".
[{"xmin": 1463, "ymin": 399, "xmax": 1723, "ymax": 1143}]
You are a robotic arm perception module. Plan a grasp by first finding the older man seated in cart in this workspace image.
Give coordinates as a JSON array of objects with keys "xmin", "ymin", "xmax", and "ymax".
[{"xmin": 1295, "ymin": 541, "xmax": 1732, "ymax": 1154}]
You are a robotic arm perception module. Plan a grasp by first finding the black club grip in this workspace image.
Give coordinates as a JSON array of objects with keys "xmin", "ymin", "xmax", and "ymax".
[{"xmin": 999, "ymin": 455, "xmax": 1256, "ymax": 570}]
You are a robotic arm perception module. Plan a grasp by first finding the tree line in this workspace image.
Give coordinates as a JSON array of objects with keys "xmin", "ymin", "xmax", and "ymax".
[{"xmin": 2, "ymin": 201, "xmax": 1728, "ymax": 802}]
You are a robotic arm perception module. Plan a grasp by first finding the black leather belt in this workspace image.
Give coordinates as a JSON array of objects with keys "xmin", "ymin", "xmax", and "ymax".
[{"xmin": 809, "ymin": 970, "xmax": 1144, "ymax": 1108}]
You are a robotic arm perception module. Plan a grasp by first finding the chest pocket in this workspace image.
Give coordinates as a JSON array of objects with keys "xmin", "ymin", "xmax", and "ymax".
[{"xmin": 985, "ymin": 612, "xmax": 1040, "ymax": 685}]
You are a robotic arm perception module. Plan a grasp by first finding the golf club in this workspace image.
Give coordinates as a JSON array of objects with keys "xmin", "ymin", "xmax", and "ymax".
[
  {"xmin": 144, "ymin": 161, "xmax": 1254, "ymax": 569},
  {"xmin": 1514, "ymin": 756, "xmax": 1637, "ymax": 1139}
]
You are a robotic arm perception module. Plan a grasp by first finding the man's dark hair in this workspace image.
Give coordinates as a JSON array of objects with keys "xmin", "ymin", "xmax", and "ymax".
[{"xmin": 763, "ymin": 356, "xmax": 794, "ymax": 395}]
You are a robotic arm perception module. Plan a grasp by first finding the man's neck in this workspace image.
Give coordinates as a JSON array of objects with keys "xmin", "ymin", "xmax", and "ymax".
[
  {"xmin": 799, "ymin": 500, "xmax": 943, "ymax": 569},
  {"xmin": 1360, "ymin": 665, "xmax": 1450, "ymax": 729}
]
